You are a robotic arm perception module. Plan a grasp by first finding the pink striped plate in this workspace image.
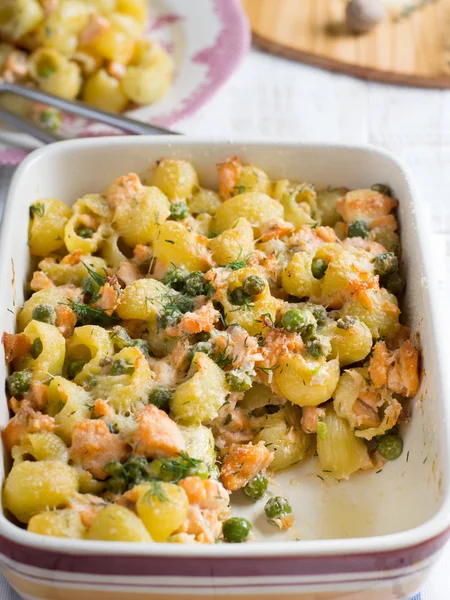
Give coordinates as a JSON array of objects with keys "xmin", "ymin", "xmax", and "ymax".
[{"xmin": 0, "ymin": 0, "xmax": 251, "ymax": 166}]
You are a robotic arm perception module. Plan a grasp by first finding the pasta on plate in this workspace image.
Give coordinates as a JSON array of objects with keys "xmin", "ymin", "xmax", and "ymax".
[
  {"xmin": 0, "ymin": 0, "xmax": 173, "ymax": 114},
  {"xmin": 1, "ymin": 156, "xmax": 420, "ymax": 544}
]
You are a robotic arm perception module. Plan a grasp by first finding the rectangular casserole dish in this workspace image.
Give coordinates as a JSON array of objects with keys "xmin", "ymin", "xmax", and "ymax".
[{"xmin": 0, "ymin": 137, "xmax": 449, "ymax": 600}]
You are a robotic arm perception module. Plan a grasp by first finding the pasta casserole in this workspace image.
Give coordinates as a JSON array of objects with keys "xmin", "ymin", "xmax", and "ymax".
[{"xmin": 1, "ymin": 156, "xmax": 420, "ymax": 544}]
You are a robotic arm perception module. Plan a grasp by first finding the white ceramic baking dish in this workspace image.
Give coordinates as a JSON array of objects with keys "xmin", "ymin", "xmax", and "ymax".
[{"xmin": 0, "ymin": 137, "xmax": 449, "ymax": 600}]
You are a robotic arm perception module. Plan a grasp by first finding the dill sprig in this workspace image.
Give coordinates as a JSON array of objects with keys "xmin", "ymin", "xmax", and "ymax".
[
  {"xmin": 214, "ymin": 335, "xmax": 233, "ymax": 369},
  {"xmin": 68, "ymin": 302, "xmax": 119, "ymax": 327},
  {"xmin": 257, "ymin": 365, "xmax": 280, "ymax": 375},
  {"xmin": 29, "ymin": 202, "xmax": 45, "ymax": 218},
  {"xmin": 159, "ymin": 452, "xmax": 202, "ymax": 484},
  {"xmin": 82, "ymin": 261, "xmax": 107, "ymax": 288},
  {"xmin": 144, "ymin": 480, "xmax": 169, "ymax": 503},
  {"xmin": 221, "ymin": 248, "xmax": 253, "ymax": 271}
]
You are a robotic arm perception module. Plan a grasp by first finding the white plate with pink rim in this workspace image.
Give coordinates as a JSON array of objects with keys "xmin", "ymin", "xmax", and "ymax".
[{"xmin": 0, "ymin": 0, "xmax": 251, "ymax": 166}]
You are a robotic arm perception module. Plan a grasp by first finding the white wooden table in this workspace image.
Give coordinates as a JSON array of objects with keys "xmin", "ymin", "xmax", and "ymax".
[{"xmin": 0, "ymin": 47, "xmax": 449, "ymax": 599}]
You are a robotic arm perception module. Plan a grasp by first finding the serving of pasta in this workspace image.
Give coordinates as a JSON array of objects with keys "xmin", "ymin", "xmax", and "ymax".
[
  {"xmin": 1, "ymin": 155, "xmax": 420, "ymax": 544},
  {"xmin": 0, "ymin": 0, "xmax": 173, "ymax": 112}
]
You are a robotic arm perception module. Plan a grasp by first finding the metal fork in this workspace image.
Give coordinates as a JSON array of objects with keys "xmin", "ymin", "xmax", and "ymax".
[{"xmin": 0, "ymin": 82, "xmax": 177, "ymax": 144}]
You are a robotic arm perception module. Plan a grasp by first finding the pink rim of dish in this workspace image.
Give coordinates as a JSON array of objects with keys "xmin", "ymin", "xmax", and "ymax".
[{"xmin": 0, "ymin": 0, "xmax": 251, "ymax": 168}]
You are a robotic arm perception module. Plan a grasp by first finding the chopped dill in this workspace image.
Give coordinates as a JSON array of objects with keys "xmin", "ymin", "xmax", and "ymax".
[
  {"xmin": 145, "ymin": 480, "xmax": 169, "ymax": 503},
  {"xmin": 30, "ymin": 202, "xmax": 45, "ymax": 218},
  {"xmin": 159, "ymin": 452, "xmax": 202, "ymax": 484},
  {"xmin": 82, "ymin": 261, "xmax": 107, "ymax": 288},
  {"xmin": 67, "ymin": 302, "xmax": 119, "ymax": 327},
  {"xmin": 257, "ymin": 365, "xmax": 279, "ymax": 375},
  {"xmin": 221, "ymin": 248, "xmax": 253, "ymax": 271}
]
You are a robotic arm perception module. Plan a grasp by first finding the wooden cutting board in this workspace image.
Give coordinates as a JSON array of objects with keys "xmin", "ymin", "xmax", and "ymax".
[{"xmin": 242, "ymin": 0, "xmax": 450, "ymax": 88}]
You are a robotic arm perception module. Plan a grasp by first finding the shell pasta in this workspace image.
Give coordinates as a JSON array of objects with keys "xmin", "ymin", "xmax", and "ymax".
[
  {"xmin": 1, "ymin": 156, "xmax": 420, "ymax": 544},
  {"xmin": 0, "ymin": 0, "xmax": 173, "ymax": 113}
]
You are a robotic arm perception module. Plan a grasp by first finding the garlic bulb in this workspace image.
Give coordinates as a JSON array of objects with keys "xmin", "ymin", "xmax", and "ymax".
[{"xmin": 346, "ymin": 0, "xmax": 386, "ymax": 33}]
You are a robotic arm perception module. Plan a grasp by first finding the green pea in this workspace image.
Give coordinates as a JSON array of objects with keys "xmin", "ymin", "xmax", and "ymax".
[
  {"xmin": 32, "ymin": 304, "xmax": 56, "ymax": 325},
  {"xmin": 226, "ymin": 371, "xmax": 252, "ymax": 392},
  {"xmin": 30, "ymin": 337, "xmax": 43, "ymax": 359},
  {"xmin": 146, "ymin": 459, "xmax": 163, "ymax": 480},
  {"xmin": 187, "ymin": 461, "xmax": 210, "ymax": 480},
  {"xmin": 306, "ymin": 338, "xmax": 324, "ymax": 358},
  {"xmin": 148, "ymin": 385, "xmax": 172, "ymax": 411},
  {"xmin": 264, "ymin": 496, "xmax": 293, "ymax": 525},
  {"xmin": 163, "ymin": 268, "xmax": 188, "ymax": 292},
  {"xmin": 336, "ymin": 316, "xmax": 356, "ymax": 330},
  {"xmin": 66, "ymin": 359, "xmax": 87, "ymax": 380},
  {"xmin": 78, "ymin": 228, "xmax": 94, "ymax": 238},
  {"xmin": 222, "ymin": 517, "xmax": 252, "ymax": 543},
  {"xmin": 104, "ymin": 461, "xmax": 127, "ymax": 494},
  {"xmin": 229, "ymin": 287, "xmax": 250, "ymax": 306},
  {"xmin": 373, "ymin": 252, "xmax": 398, "ymax": 277},
  {"xmin": 185, "ymin": 271, "xmax": 208, "ymax": 296},
  {"xmin": 123, "ymin": 456, "xmax": 149, "ymax": 485},
  {"xmin": 189, "ymin": 341, "xmax": 213, "ymax": 360},
  {"xmin": 110, "ymin": 359, "xmax": 134, "ymax": 376},
  {"xmin": 6, "ymin": 370, "xmax": 32, "ymax": 396},
  {"xmin": 104, "ymin": 461, "xmax": 123, "ymax": 478},
  {"xmin": 371, "ymin": 183, "xmax": 392, "ymax": 196},
  {"xmin": 242, "ymin": 275, "xmax": 265, "ymax": 297},
  {"xmin": 377, "ymin": 434, "xmax": 403, "ymax": 461},
  {"xmin": 383, "ymin": 272, "xmax": 405, "ymax": 296},
  {"xmin": 244, "ymin": 474, "xmax": 268, "ymax": 500},
  {"xmin": 348, "ymin": 220, "xmax": 369, "ymax": 239},
  {"xmin": 152, "ymin": 457, "xmax": 209, "ymax": 482},
  {"xmin": 281, "ymin": 309, "xmax": 316, "ymax": 339},
  {"xmin": 311, "ymin": 258, "xmax": 328, "ymax": 280},
  {"xmin": 170, "ymin": 202, "xmax": 189, "ymax": 221},
  {"xmin": 310, "ymin": 304, "xmax": 327, "ymax": 326}
]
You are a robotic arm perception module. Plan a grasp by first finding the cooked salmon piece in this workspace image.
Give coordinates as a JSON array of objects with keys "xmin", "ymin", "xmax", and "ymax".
[
  {"xmin": 61, "ymin": 250, "xmax": 83, "ymax": 266},
  {"xmin": 117, "ymin": 261, "xmax": 142, "ymax": 286},
  {"xmin": 133, "ymin": 405, "xmax": 185, "ymax": 459},
  {"xmin": 166, "ymin": 302, "xmax": 220, "ymax": 336},
  {"xmin": 260, "ymin": 218, "xmax": 294, "ymax": 242},
  {"xmin": 220, "ymin": 441, "xmax": 273, "ymax": 491},
  {"xmin": 301, "ymin": 406, "xmax": 325, "ymax": 434},
  {"xmin": 336, "ymin": 189, "xmax": 398, "ymax": 224},
  {"xmin": 2, "ymin": 332, "xmax": 31, "ymax": 363},
  {"xmin": 217, "ymin": 156, "xmax": 241, "ymax": 200},
  {"xmin": 70, "ymin": 419, "xmax": 129, "ymax": 480},
  {"xmin": 30, "ymin": 271, "xmax": 54, "ymax": 291},
  {"xmin": 3, "ymin": 407, "xmax": 54, "ymax": 452},
  {"xmin": 92, "ymin": 275, "xmax": 121, "ymax": 316},
  {"xmin": 369, "ymin": 340, "xmax": 420, "ymax": 398},
  {"xmin": 55, "ymin": 305, "xmax": 77, "ymax": 338}
]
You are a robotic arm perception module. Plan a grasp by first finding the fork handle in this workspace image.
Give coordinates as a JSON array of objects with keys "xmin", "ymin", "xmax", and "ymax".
[{"xmin": 0, "ymin": 82, "xmax": 178, "ymax": 137}]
